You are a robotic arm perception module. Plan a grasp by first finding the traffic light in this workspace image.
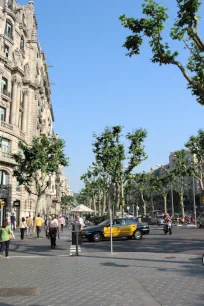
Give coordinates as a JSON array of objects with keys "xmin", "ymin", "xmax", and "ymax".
[
  {"xmin": 0, "ymin": 201, "xmax": 5, "ymax": 207},
  {"xmin": 202, "ymin": 196, "xmax": 204, "ymax": 204}
]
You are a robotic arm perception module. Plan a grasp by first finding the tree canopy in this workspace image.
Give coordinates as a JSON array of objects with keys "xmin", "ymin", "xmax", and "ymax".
[
  {"xmin": 13, "ymin": 136, "xmax": 69, "ymax": 216},
  {"xmin": 119, "ymin": 0, "xmax": 204, "ymax": 105}
]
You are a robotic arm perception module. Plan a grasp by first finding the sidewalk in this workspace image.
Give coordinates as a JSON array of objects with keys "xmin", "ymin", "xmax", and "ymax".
[
  {"xmin": 0, "ymin": 251, "xmax": 203, "ymax": 306},
  {"xmin": 8, "ymin": 228, "xmax": 72, "ymax": 257},
  {"xmin": 0, "ymin": 228, "xmax": 204, "ymax": 306}
]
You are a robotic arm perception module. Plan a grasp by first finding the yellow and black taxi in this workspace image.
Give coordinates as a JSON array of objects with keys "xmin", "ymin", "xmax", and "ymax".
[{"xmin": 82, "ymin": 218, "xmax": 150, "ymax": 242}]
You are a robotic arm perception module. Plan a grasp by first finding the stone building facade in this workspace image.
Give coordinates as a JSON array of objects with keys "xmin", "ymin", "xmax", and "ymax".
[{"xmin": 0, "ymin": 0, "xmax": 69, "ymax": 225}]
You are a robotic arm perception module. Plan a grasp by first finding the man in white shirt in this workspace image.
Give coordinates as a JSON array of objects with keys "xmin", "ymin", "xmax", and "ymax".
[
  {"xmin": 60, "ymin": 216, "xmax": 65, "ymax": 231},
  {"xmin": 77, "ymin": 215, "xmax": 84, "ymax": 229},
  {"xmin": 49, "ymin": 215, "xmax": 58, "ymax": 249}
]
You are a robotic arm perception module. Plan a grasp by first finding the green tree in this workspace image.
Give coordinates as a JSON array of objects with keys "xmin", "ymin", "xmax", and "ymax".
[
  {"xmin": 61, "ymin": 195, "xmax": 75, "ymax": 213},
  {"xmin": 92, "ymin": 126, "xmax": 147, "ymax": 215},
  {"xmin": 150, "ymin": 175, "xmax": 173, "ymax": 213},
  {"xmin": 80, "ymin": 170, "xmax": 98, "ymax": 215},
  {"xmin": 119, "ymin": 0, "xmax": 204, "ymax": 105},
  {"xmin": 13, "ymin": 136, "xmax": 69, "ymax": 217},
  {"xmin": 185, "ymin": 129, "xmax": 204, "ymax": 194},
  {"xmin": 172, "ymin": 150, "xmax": 192, "ymax": 218},
  {"xmin": 126, "ymin": 172, "xmax": 152, "ymax": 215},
  {"xmin": 77, "ymin": 188, "xmax": 90, "ymax": 205}
]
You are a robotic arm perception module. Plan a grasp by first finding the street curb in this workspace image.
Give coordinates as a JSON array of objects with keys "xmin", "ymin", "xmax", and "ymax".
[{"xmin": 175, "ymin": 224, "xmax": 197, "ymax": 228}]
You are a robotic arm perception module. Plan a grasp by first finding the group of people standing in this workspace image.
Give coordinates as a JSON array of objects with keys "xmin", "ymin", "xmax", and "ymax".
[{"xmin": 0, "ymin": 213, "xmax": 84, "ymax": 257}]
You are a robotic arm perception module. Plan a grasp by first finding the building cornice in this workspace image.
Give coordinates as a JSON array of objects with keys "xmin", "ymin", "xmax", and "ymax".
[{"xmin": 3, "ymin": 7, "xmax": 16, "ymax": 22}]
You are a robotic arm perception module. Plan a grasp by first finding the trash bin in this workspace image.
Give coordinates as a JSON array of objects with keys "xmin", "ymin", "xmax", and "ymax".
[{"xmin": 72, "ymin": 223, "xmax": 82, "ymax": 245}]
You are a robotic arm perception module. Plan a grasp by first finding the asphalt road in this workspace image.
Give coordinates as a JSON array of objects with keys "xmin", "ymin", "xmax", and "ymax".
[
  {"xmin": 82, "ymin": 226, "xmax": 204, "ymax": 255},
  {"xmin": 7, "ymin": 226, "xmax": 204, "ymax": 257}
]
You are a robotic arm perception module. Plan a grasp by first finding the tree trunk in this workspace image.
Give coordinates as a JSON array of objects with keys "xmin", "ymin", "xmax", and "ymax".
[
  {"xmin": 163, "ymin": 195, "xmax": 167, "ymax": 213},
  {"xmin": 115, "ymin": 183, "xmax": 120, "ymax": 211},
  {"xmin": 151, "ymin": 192, "xmax": 154, "ymax": 212},
  {"xmin": 103, "ymin": 192, "xmax": 106, "ymax": 215},
  {"xmin": 34, "ymin": 197, "xmax": 40, "ymax": 219},
  {"xmin": 93, "ymin": 197, "xmax": 96, "ymax": 216},
  {"xmin": 141, "ymin": 192, "xmax": 146, "ymax": 215},
  {"xmin": 180, "ymin": 192, "xmax": 185, "ymax": 219}
]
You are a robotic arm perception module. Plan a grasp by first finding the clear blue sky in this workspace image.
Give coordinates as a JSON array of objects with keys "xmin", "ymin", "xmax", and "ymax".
[{"xmin": 20, "ymin": 0, "xmax": 204, "ymax": 192}]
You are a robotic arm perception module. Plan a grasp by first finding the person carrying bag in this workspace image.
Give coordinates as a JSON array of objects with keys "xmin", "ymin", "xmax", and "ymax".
[{"xmin": 0, "ymin": 219, "xmax": 13, "ymax": 258}]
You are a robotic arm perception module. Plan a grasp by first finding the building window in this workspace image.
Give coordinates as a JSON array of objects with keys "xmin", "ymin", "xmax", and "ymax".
[
  {"xmin": 8, "ymin": 0, "xmax": 14, "ymax": 10},
  {"xmin": 4, "ymin": 44, "xmax": 9, "ymax": 58},
  {"xmin": 16, "ymin": 181, "xmax": 20, "ymax": 192},
  {"xmin": 0, "ymin": 138, "xmax": 11, "ymax": 153},
  {"xmin": 1, "ymin": 77, "xmax": 8, "ymax": 95},
  {"xmin": 20, "ymin": 37, "xmax": 24, "ymax": 50},
  {"xmin": 18, "ymin": 92, "xmax": 24, "ymax": 130},
  {"xmin": 37, "ymin": 103, "xmax": 41, "ymax": 118},
  {"xmin": 18, "ymin": 110, "xmax": 23, "ymax": 130},
  {"xmin": 0, "ymin": 106, "xmax": 6, "ymax": 121},
  {"xmin": 5, "ymin": 20, "xmax": 13, "ymax": 39},
  {"xmin": 0, "ymin": 170, "xmax": 9, "ymax": 185}
]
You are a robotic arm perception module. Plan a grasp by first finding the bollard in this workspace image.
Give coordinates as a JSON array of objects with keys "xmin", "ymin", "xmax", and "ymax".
[
  {"xmin": 70, "ymin": 222, "xmax": 82, "ymax": 256},
  {"xmin": 76, "ymin": 230, "xmax": 79, "ymax": 256}
]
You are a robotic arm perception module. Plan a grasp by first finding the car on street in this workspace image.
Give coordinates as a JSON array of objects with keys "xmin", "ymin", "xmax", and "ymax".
[
  {"xmin": 81, "ymin": 218, "xmax": 150, "ymax": 242},
  {"xmin": 197, "ymin": 213, "xmax": 204, "ymax": 228}
]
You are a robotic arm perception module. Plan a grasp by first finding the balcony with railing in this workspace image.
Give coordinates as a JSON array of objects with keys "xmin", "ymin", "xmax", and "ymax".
[
  {"xmin": 1, "ymin": 121, "xmax": 13, "ymax": 131},
  {"xmin": 20, "ymin": 130, "xmax": 25, "ymax": 138},
  {"xmin": 0, "ymin": 150, "xmax": 14, "ymax": 165}
]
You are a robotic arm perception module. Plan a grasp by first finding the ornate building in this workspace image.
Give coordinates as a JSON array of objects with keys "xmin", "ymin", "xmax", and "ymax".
[{"xmin": 0, "ymin": 0, "xmax": 68, "ymax": 224}]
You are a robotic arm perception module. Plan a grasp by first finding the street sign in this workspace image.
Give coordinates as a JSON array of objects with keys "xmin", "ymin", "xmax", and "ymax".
[{"xmin": 13, "ymin": 200, "xmax": 20, "ymax": 207}]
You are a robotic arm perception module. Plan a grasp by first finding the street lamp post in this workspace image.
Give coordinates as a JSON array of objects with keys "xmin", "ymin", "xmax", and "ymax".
[
  {"xmin": 170, "ymin": 184, "xmax": 174, "ymax": 217},
  {"xmin": 192, "ymin": 176, "xmax": 197, "ymax": 226},
  {"xmin": 109, "ymin": 182, "xmax": 114, "ymax": 254}
]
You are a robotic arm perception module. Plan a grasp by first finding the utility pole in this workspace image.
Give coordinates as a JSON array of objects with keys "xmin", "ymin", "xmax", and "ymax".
[
  {"xmin": 170, "ymin": 184, "xmax": 174, "ymax": 216},
  {"xmin": 193, "ymin": 176, "xmax": 197, "ymax": 226},
  {"xmin": 109, "ymin": 183, "xmax": 113, "ymax": 254}
]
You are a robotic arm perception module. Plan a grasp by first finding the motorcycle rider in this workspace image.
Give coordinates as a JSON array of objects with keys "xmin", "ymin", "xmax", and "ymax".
[{"xmin": 163, "ymin": 213, "xmax": 172, "ymax": 235}]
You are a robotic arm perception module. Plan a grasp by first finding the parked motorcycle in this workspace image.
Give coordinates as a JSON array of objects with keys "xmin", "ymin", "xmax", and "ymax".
[{"xmin": 163, "ymin": 222, "xmax": 172, "ymax": 235}]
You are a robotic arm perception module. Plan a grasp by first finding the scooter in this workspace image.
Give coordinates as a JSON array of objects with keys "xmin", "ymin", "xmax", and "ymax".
[{"xmin": 163, "ymin": 222, "xmax": 172, "ymax": 235}]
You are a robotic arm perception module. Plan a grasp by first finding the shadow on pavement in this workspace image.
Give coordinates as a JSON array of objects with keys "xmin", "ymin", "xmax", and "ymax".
[{"xmin": 82, "ymin": 236, "xmax": 204, "ymax": 255}]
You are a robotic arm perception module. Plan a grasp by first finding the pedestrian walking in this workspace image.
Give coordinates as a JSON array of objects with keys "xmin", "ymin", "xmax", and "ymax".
[
  {"xmin": 49, "ymin": 215, "xmax": 58, "ymax": 249},
  {"xmin": 35, "ymin": 214, "xmax": 43, "ymax": 238},
  {"xmin": 10, "ymin": 213, "xmax": 15, "ymax": 231},
  {"xmin": 57, "ymin": 215, "xmax": 62, "ymax": 239},
  {"xmin": 60, "ymin": 216, "xmax": 65, "ymax": 232},
  {"xmin": 26, "ymin": 215, "xmax": 33, "ymax": 236},
  {"xmin": 77, "ymin": 214, "xmax": 85, "ymax": 229},
  {"xmin": 20, "ymin": 217, "xmax": 27, "ymax": 240},
  {"xmin": 44, "ymin": 216, "xmax": 50, "ymax": 239},
  {"xmin": 0, "ymin": 219, "xmax": 13, "ymax": 258}
]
